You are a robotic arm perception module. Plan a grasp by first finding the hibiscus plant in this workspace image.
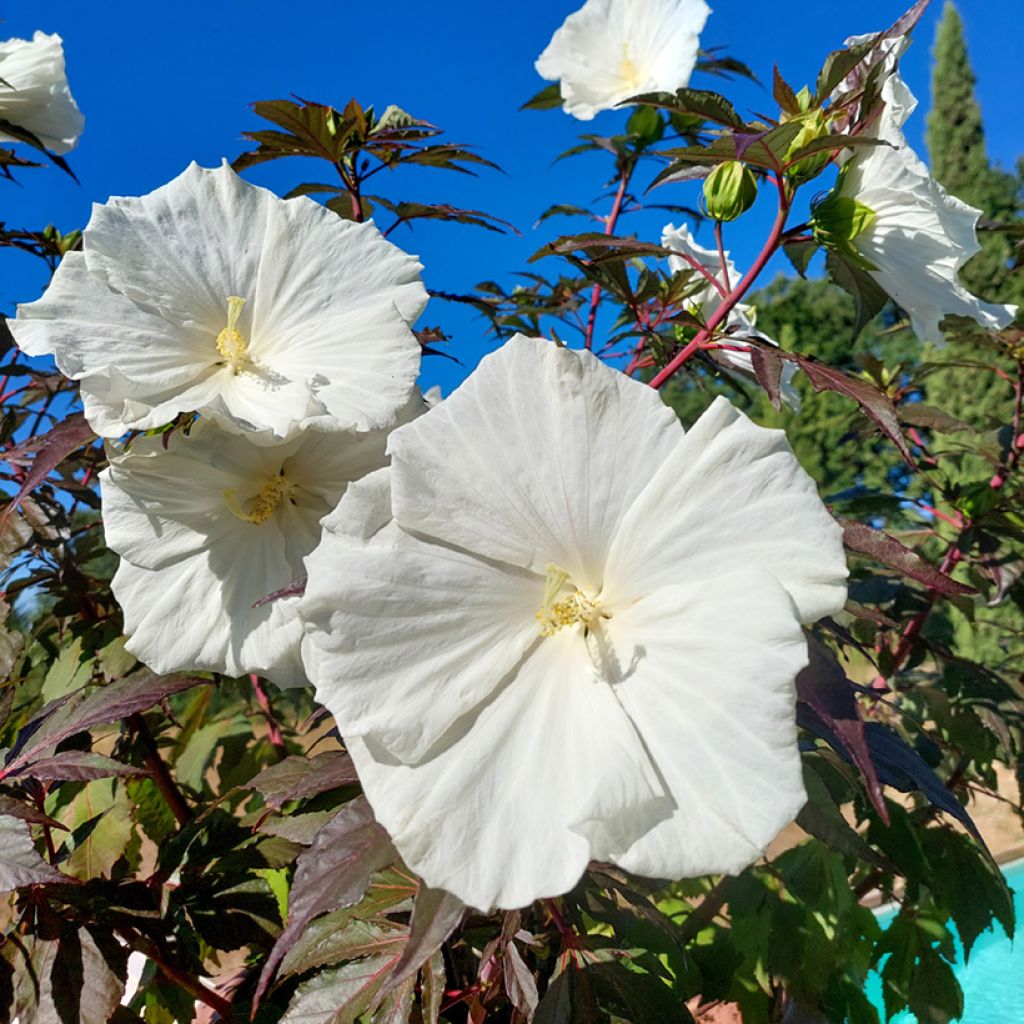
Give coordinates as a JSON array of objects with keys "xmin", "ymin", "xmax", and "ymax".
[{"xmin": 1, "ymin": 3, "xmax": 1022, "ymax": 1024}]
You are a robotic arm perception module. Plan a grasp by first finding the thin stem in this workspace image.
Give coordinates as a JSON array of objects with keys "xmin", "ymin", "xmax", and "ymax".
[
  {"xmin": 116, "ymin": 928, "xmax": 235, "ymax": 1021},
  {"xmin": 714, "ymin": 221, "xmax": 731, "ymax": 294},
  {"xmin": 584, "ymin": 165, "xmax": 633, "ymax": 351},
  {"xmin": 677, "ymin": 877, "xmax": 732, "ymax": 945},
  {"xmin": 649, "ymin": 191, "xmax": 789, "ymax": 390},
  {"xmin": 129, "ymin": 714, "xmax": 193, "ymax": 826}
]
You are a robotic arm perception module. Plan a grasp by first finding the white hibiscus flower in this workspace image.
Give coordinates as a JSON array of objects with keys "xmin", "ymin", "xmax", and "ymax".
[
  {"xmin": 300, "ymin": 336, "xmax": 847, "ymax": 910},
  {"xmin": 11, "ymin": 162, "xmax": 427, "ymax": 439},
  {"xmin": 100, "ymin": 403, "xmax": 418, "ymax": 686},
  {"xmin": 535, "ymin": 0, "xmax": 711, "ymax": 121},
  {"xmin": 835, "ymin": 72, "xmax": 1016, "ymax": 342},
  {"xmin": 662, "ymin": 223, "xmax": 801, "ymax": 409},
  {"xmin": 0, "ymin": 31, "xmax": 84, "ymax": 154}
]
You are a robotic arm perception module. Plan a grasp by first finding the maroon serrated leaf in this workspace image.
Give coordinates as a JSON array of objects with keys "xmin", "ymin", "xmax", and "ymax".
[
  {"xmin": 1, "ymin": 671, "xmax": 208, "ymax": 778},
  {"xmin": 0, "ymin": 815, "xmax": 64, "ymax": 889},
  {"xmin": 840, "ymin": 520, "xmax": 976, "ymax": 595},
  {"xmin": 379, "ymin": 886, "xmax": 465, "ymax": 999},
  {"xmin": 255, "ymin": 796, "xmax": 396, "ymax": 1008},
  {"xmin": 750, "ymin": 346, "xmax": 784, "ymax": 411},
  {"xmin": 0, "ymin": 795, "xmax": 67, "ymax": 831},
  {"xmin": 248, "ymin": 750, "xmax": 358, "ymax": 810},
  {"xmin": 0, "ymin": 414, "xmax": 96, "ymax": 529},
  {"xmin": 787, "ymin": 354, "xmax": 914, "ymax": 465},
  {"xmin": 9, "ymin": 751, "xmax": 148, "ymax": 783},
  {"xmin": 504, "ymin": 938, "xmax": 540, "ymax": 1020},
  {"xmin": 796, "ymin": 637, "xmax": 889, "ymax": 824}
]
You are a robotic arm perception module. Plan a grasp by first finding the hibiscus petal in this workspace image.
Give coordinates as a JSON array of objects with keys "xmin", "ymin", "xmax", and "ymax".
[
  {"xmin": 389, "ymin": 335, "xmax": 683, "ymax": 588},
  {"xmin": 345, "ymin": 627, "xmax": 670, "ymax": 911},
  {"xmin": 604, "ymin": 396, "xmax": 847, "ymax": 622},
  {"xmin": 608, "ymin": 573, "xmax": 809, "ymax": 878},
  {"xmin": 11, "ymin": 253, "xmax": 212, "ymax": 389},
  {"xmin": 301, "ymin": 470, "xmax": 543, "ymax": 763},
  {"xmin": 113, "ymin": 529, "xmax": 306, "ymax": 686}
]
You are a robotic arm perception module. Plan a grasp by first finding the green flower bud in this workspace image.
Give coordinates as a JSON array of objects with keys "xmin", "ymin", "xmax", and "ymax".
[
  {"xmin": 703, "ymin": 161, "xmax": 758, "ymax": 222},
  {"xmin": 785, "ymin": 108, "xmax": 832, "ymax": 185}
]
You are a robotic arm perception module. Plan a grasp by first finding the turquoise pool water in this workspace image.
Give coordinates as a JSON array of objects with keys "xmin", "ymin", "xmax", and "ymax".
[{"xmin": 867, "ymin": 859, "xmax": 1023, "ymax": 1022}]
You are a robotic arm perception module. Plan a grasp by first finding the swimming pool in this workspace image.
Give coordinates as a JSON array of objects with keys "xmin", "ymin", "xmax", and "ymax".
[{"xmin": 868, "ymin": 859, "xmax": 1024, "ymax": 1022}]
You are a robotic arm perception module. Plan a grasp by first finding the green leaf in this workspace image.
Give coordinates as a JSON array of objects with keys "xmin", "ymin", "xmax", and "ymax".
[
  {"xmin": 908, "ymin": 950, "xmax": 963, "ymax": 1024},
  {"xmin": 521, "ymin": 83, "xmax": 563, "ymax": 111}
]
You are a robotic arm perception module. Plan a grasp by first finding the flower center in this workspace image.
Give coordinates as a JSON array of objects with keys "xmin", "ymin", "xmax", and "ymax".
[
  {"xmin": 216, "ymin": 296, "xmax": 249, "ymax": 374},
  {"xmin": 222, "ymin": 471, "xmax": 293, "ymax": 525},
  {"xmin": 536, "ymin": 564, "xmax": 607, "ymax": 637},
  {"xmin": 619, "ymin": 46, "xmax": 643, "ymax": 92}
]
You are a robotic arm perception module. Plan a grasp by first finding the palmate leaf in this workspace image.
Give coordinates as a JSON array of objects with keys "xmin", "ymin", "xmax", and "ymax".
[
  {"xmin": 378, "ymin": 886, "xmax": 464, "ymax": 998},
  {"xmin": 373, "ymin": 197, "xmax": 518, "ymax": 235},
  {"xmin": 630, "ymin": 87, "xmax": 747, "ymax": 129},
  {"xmin": 255, "ymin": 797, "xmax": 396, "ymax": 1006}
]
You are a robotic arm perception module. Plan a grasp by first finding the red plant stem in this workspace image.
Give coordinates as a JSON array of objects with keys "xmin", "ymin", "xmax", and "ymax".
[
  {"xmin": 584, "ymin": 165, "xmax": 633, "ymax": 351},
  {"xmin": 250, "ymin": 673, "xmax": 287, "ymax": 761},
  {"xmin": 117, "ymin": 928, "xmax": 235, "ymax": 1021},
  {"xmin": 878, "ymin": 542, "xmax": 964, "ymax": 690},
  {"xmin": 649, "ymin": 191, "xmax": 790, "ymax": 390},
  {"xmin": 543, "ymin": 897, "xmax": 576, "ymax": 948},
  {"xmin": 129, "ymin": 714, "xmax": 193, "ymax": 827},
  {"xmin": 714, "ymin": 221, "xmax": 731, "ymax": 293}
]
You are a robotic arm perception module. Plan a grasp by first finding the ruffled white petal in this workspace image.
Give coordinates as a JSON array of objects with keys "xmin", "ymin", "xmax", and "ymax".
[
  {"xmin": 389, "ymin": 335, "xmax": 683, "ymax": 588},
  {"xmin": 607, "ymin": 573, "xmax": 809, "ymax": 877},
  {"xmin": 0, "ymin": 31, "xmax": 83, "ymax": 154},
  {"xmin": 842, "ymin": 74, "xmax": 1017, "ymax": 341},
  {"xmin": 302, "ymin": 471, "xmax": 542, "ymax": 763},
  {"xmin": 536, "ymin": 0, "xmax": 710, "ymax": 120},
  {"xmin": 604, "ymin": 396, "xmax": 848, "ymax": 621},
  {"xmin": 345, "ymin": 627, "xmax": 670, "ymax": 911},
  {"xmin": 12, "ymin": 163, "xmax": 426, "ymax": 438},
  {"xmin": 103, "ymin": 421, "xmax": 389, "ymax": 686},
  {"xmin": 113, "ymin": 532, "xmax": 307, "ymax": 687}
]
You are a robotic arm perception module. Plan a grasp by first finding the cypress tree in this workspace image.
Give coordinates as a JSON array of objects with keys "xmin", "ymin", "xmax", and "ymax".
[{"xmin": 926, "ymin": 1, "xmax": 1021, "ymax": 303}]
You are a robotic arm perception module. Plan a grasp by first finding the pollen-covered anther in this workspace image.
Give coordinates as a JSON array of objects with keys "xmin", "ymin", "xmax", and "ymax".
[
  {"xmin": 536, "ymin": 564, "xmax": 608, "ymax": 637},
  {"xmin": 222, "ymin": 472, "xmax": 294, "ymax": 525},
  {"xmin": 215, "ymin": 295, "xmax": 249, "ymax": 374}
]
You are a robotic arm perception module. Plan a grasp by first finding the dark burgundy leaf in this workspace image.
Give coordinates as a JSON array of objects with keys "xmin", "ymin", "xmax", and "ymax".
[
  {"xmin": 862, "ymin": 723, "xmax": 982, "ymax": 842},
  {"xmin": 840, "ymin": 520, "xmax": 976, "ymax": 595},
  {"xmin": 787, "ymin": 353, "xmax": 913, "ymax": 464},
  {"xmin": 2, "ymin": 671, "xmax": 208, "ymax": 777},
  {"xmin": 750, "ymin": 346, "xmax": 784, "ymax": 410},
  {"xmin": 0, "ymin": 414, "xmax": 96, "ymax": 529},
  {"xmin": 248, "ymin": 750, "xmax": 359, "ymax": 810},
  {"xmin": 380, "ymin": 886, "xmax": 465, "ymax": 998},
  {"xmin": 796, "ymin": 637, "xmax": 889, "ymax": 823},
  {"xmin": 9, "ymin": 751, "xmax": 148, "ymax": 783},
  {"xmin": 255, "ymin": 796, "xmax": 396, "ymax": 1007}
]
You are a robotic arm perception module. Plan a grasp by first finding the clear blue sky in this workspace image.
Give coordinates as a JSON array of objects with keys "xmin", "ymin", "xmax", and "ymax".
[{"xmin": 2, "ymin": 0, "xmax": 1020, "ymax": 394}]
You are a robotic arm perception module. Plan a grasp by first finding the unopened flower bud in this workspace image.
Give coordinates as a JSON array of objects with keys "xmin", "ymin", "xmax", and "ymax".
[
  {"xmin": 703, "ymin": 161, "xmax": 758, "ymax": 222},
  {"xmin": 785, "ymin": 109, "xmax": 832, "ymax": 185}
]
